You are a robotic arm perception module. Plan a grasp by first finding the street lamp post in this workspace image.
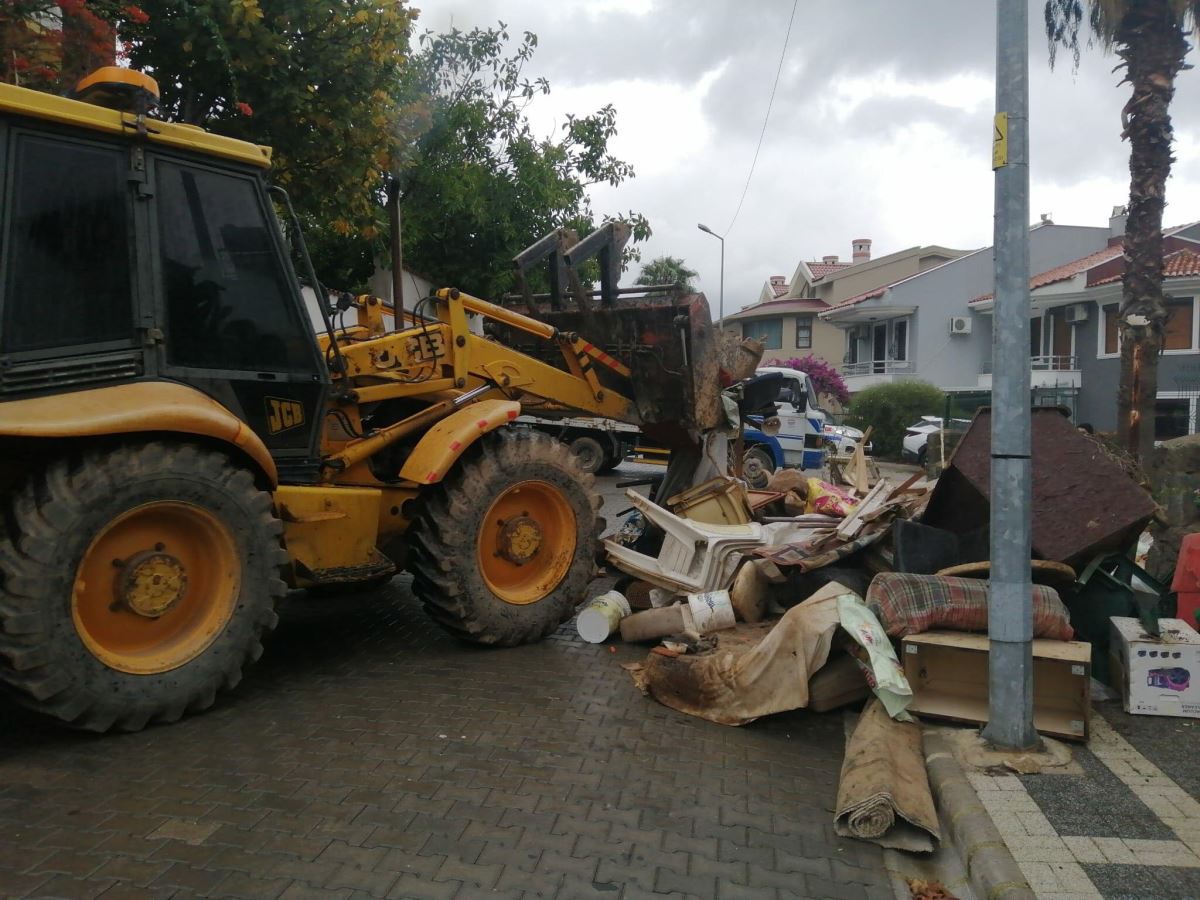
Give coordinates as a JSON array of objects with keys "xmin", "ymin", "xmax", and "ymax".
[{"xmin": 698, "ymin": 223, "xmax": 725, "ymax": 327}]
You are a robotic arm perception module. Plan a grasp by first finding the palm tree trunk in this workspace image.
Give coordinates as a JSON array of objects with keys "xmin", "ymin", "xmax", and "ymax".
[{"xmin": 1115, "ymin": 0, "xmax": 1187, "ymax": 460}]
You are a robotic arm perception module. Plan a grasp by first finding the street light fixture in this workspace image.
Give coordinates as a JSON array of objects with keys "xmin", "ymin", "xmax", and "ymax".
[{"xmin": 698, "ymin": 223, "xmax": 725, "ymax": 328}]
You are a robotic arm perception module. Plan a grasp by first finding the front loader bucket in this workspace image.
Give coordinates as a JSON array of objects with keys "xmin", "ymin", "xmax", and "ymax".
[
  {"xmin": 491, "ymin": 224, "xmax": 751, "ymax": 445},
  {"xmin": 485, "ymin": 288, "xmax": 725, "ymax": 444}
]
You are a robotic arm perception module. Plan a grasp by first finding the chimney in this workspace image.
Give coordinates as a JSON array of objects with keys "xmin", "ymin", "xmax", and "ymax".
[
  {"xmin": 1109, "ymin": 204, "xmax": 1128, "ymax": 246},
  {"xmin": 852, "ymin": 238, "xmax": 872, "ymax": 264},
  {"xmin": 822, "ymin": 255, "xmax": 839, "ymax": 265},
  {"xmin": 770, "ymin": 275, "xmax": 785, "ymax": 285}
]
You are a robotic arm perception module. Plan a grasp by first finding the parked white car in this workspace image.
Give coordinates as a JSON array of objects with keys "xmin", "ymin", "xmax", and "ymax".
[
  {"xmin": 823, "ymin": 422, "xmax": 872, "ymax": 457},
  {"xmin": 902, "ymin": 416, "xmax": 971, "ymax": 466}
]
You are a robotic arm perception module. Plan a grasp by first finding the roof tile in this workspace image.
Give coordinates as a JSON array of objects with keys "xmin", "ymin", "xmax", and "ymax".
[
  {"xmin": 808, "ymin": 261, "xmax": 852, "ymax": 280},
  {"xmin": 1089, "ymin": 248, "xmax": 1200, "ymax": 286},
  {"xmin": 725, "ymin": 297, "xmax": 831, "ymax": 321}
]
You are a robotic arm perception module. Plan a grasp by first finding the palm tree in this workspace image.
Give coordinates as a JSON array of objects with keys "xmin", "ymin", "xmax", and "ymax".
[
  {"xmin": 635, "ymin": 256, "xmax": 699, "ymax": 294},
  {"xmin": 1045, "ymin": 0, "xmax": 1199, "ymax": 460}
]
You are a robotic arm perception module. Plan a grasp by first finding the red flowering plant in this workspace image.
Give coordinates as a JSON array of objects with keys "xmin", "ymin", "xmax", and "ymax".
[{"xmin": 1, "ymin": 0, "xmax": 147, "ymax": 92}]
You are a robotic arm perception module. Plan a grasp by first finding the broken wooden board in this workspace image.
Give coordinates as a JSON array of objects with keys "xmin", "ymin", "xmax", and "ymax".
[{"xmin": 836, "ymin": 479, "xmax": 892, "ymax": 542}]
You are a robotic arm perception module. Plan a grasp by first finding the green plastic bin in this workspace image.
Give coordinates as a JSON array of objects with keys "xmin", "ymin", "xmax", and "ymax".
[{"xmin": 1063, "ymin": 553, "xmax": 1175, "ymax": 685}]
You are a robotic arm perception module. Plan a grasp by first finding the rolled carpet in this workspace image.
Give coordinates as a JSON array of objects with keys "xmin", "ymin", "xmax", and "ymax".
[{"xmin": 835, "ymin": 698, "xmax": 940, "ymax": 852}]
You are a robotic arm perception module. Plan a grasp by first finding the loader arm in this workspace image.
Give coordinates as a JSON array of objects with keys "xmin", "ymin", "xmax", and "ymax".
[
  {"xmin": 330, "ymin": 288, "xmax": 639, "ymax": 421},
  {"xmin": 317, "ymin": 288, "xmax": 652, "ymax": 482}
]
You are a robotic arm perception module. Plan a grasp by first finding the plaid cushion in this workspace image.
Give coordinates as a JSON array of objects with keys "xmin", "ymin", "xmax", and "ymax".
[{"xmin": 865, "ymin": 572, "xmax": 1074, "ymax": 640}]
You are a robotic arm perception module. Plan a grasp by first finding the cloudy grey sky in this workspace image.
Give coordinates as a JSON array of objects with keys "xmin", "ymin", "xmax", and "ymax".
[{"xmin": 417, "ymin": 0, "xmax": 1200, "ymax": 315}]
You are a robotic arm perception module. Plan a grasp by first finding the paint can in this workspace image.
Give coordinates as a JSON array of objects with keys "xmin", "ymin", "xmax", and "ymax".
[
  {"xmin": 686, "ymin": 589, "xmax": 737, "ymax": 634},
  {"xmin": 576, "ymin": 590, "xmax": 632, "ymax": 643}
]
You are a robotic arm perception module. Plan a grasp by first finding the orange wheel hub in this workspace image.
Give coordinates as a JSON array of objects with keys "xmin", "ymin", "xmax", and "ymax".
[
  {"xmin": 72, "ymin": 502, "xmax": 239, "ymax": 674},
  {"xmin": 477, "ymin": 481, "xmax": 577, "ymax": 605}
]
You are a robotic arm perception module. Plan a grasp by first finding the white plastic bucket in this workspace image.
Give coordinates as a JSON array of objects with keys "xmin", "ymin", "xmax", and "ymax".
[
  {"xmin": 577, "ymin": 590, "xmax": 632, "ymax": 643},
  {"xmin": 686, "ymin": 589, "xmax": 737, "ymax": 634}
]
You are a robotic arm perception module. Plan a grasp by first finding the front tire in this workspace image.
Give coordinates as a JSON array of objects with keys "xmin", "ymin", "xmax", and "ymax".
[
  {"xmin": 409, "ymin": 429, "xmax": 601, "ymax": 646},
  {"xmin": 0, "ymin": 442, "xmax": 286, "ymax": 732},
  {"xmin": 741, "ymin": 445, "xmax": 776, "ymax": 490},
  {"xmin": 567, "ymin": 434, "xmax": 606, "ymax": 475}
]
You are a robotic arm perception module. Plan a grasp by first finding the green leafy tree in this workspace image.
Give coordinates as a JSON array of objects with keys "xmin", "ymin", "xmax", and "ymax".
[
  {"xmin": 1046, "ymin": 0, "xmax": 1200, "ymax": 460},
  {"xmin": 117, "ymin": 0, "xmax": 417, "ymax": 289},
  {"xmin": 845, "ymin": 381, "xmax": 945, "ymax": 458},
  {"xmin": 397, "ymin": 23, "xmax": 649, "ymax": 300},
  {"xmin": 635, "ymin": 256, "xmax": 698, "ymax": 293}
]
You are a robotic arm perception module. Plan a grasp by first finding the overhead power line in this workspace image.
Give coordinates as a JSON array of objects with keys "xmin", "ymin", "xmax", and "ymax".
[{"xmin": 724, "ymin": 0, "xmax": 799, "ymax": 236}]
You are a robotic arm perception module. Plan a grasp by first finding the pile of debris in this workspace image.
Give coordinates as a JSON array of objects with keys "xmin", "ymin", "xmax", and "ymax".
[{"xmin": 585, "ymin": 405, "xmax": 1182, "ymax": 855}]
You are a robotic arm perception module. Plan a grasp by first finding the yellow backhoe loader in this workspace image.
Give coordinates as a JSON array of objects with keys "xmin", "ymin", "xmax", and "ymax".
[{"xmin": 0, "ymin": 69, "xmax": 724, "ymax": 731}]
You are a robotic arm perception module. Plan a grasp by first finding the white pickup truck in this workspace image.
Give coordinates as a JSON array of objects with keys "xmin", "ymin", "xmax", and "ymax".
[
  {"xmin": 521, "ymin": 367, "xmax": 831, "ymax": 480},
  {"xmin": 754, "ymin": 366, "xmax": 828, "ymax": 471}
]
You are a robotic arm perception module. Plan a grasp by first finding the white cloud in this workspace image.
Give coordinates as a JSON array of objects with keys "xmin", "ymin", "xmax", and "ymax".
[{"xmin": 413, "ymin": 0, "xmax": 1200, "ymax": 311}]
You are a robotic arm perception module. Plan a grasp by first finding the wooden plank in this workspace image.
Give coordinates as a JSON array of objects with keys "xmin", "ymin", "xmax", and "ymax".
[
  {"xmin": 851, "ymin": 426, "xmax": 873, "ymax": 496},
  {"xmin": 903, "ymin": 630, "xmax": 1091, "ymax": 663},
  {"xmin": 887, "ymin": 472, "xmax": 922, "ymax": 499},
  {"xmin": 835, "ymin": 478, "xmax": 891, "ymax": 541}
]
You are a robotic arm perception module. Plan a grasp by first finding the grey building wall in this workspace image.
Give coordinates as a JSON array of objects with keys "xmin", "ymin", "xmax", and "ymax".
[
  {"xmin": 901, "ymin": 224, "xmax": 1110, "ymax": 389},
  {"xmin": 1076, "ymin": 294, "xmax": 1200, "ymax": 433},
  {"xmin": 1074, "ymin": 311, "xmax": 1117, "ymax": 430}
]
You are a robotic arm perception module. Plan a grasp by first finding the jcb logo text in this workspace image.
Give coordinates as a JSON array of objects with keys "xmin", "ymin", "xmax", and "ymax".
[{"xmin": 266, "ymin": 397, "xmax": 305, "ymax": 435}]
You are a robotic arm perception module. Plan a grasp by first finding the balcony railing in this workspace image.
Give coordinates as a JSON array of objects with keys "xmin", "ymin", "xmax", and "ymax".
[
  {"xmin": 842, "ymin": 359, "xmax": 915, "ymax": 377},
  {"xmin": 980, "ymin": 355, "xmax": 1078, "ymax": 374}
]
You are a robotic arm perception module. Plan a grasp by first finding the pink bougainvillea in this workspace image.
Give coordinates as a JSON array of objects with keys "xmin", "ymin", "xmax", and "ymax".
[{"xmin": 767, "ymin": 354, "xmax": 851, "ymax": 405}]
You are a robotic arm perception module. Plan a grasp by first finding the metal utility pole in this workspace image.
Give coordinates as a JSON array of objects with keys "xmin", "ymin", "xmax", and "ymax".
[
  {"xmin": 388, "ymin": 176, "xmax": 405, "ymax": 322},
  {"xmin": 983, "ymin": 0, "xmax": 1037, "ymax": 751},
  {"xmin": 698, "ymin": 223, "xmax": 725, "ymax": 327}
]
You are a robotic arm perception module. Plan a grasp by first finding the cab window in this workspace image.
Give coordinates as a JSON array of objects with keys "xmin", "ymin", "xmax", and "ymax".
[
  {"xmin": 2, "ymin": 133, "xmax": 134, "ymax": 353},
  {"xmin": 157, "ymin": 161, "xmax": 313, "ymax": 373}
]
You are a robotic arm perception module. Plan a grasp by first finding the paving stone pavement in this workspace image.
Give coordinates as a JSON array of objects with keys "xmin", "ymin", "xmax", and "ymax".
[
  {"xmin": 964, "ymin": 702, "xmax": 1200, "ymax": 899},
  {"xmin": 0, "ymin": 466, "xmax": 892, "ymax": 900}
]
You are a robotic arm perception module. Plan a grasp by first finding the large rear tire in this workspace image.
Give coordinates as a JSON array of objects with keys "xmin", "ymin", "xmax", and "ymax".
[
  {"xmin": 0, "ymin": 442, "xmax": 286, "ymax": 732},
  {"xmin": 409, "ymin": 429, "xmax": 601, "ymax": 646}
]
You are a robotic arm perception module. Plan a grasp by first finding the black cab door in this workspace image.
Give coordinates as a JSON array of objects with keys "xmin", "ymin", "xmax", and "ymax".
[{"xmin": 147, "ymin": 154, "xmax": 327, "ymax": 481}]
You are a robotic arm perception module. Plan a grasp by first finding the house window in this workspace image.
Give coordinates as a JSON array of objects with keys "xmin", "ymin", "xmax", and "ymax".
[
  {"xmin": 1048, "ymin": 307, "xmax": 1072, "ymax": 362},
  {"xmin": 1164, "ymin": 299, "xmax": 1194, "ymax": 351},
  {"xmin": 892, "ymin": 319, "xmax": 908, "ymax": 361},
  {"xmin": 1103, "ymin": 304, "xmax": 1119, "ymax": 355},
  {"xmin": 1155, "ymin": 398, "xmax": 1192, "ymax": 440},
  {"xmin": 749, "ymin": 317, "xmax": 783, "ymax": 350},
  {"xmin": 795, "ymin": 316, "xmax": 813, "ymax": 349},
  {"xmin": 1031, "ymin": 315, "xmax": 1042, "ymax": 357}
]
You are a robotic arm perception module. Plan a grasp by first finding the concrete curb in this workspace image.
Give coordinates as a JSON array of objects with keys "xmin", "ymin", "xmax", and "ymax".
[{"xmin": 924, "ymin": 731, "xmax": 1036, "ymax": 900}]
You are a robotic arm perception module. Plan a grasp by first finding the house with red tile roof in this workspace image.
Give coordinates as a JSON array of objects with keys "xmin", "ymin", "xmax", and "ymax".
[
  {"xmin": 968, "ymin": 216, "xmax": 1200, "ymax": 436},
  {"xmin": 726, "ymin": 239, "xmax": 967, "ymax": 371},
  {"xmin": 755, "ymin": 274, "xmax": 791, "ymax": 304},
  {"xmin": 788, "ymin": 239, "xmax": 966, "ymax": 308},
  {"xmin": 818, "ymin": 215, "xmax": 1132, "ymax": 400},
  {"xmin": 723, "ymin": 296, "xmax": 841, "ymax": 365}
]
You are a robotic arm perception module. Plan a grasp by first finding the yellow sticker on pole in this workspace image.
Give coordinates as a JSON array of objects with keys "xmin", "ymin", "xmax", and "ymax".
[{"xmin": 993, "ymin": 112, "xmax": 1008, "ymax": 170}]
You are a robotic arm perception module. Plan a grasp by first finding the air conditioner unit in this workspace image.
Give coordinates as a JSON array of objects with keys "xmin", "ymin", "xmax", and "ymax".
[
  {"xmin": 949, "ymin": 315, "xmax": 972, "ymax": 335},
  {"xmin": 1064, "ymin": 303, "xmax": 1089, "ymax": 324}
]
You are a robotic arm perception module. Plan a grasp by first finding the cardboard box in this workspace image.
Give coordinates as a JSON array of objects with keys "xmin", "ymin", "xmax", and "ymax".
[
  {"xmin": 902, "ymin": 631, "xmax": 1092, "ymax": 741},
  {"xmin": 1109, "ymin": 617, "xmax": 1200, "ymax": 719}
]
